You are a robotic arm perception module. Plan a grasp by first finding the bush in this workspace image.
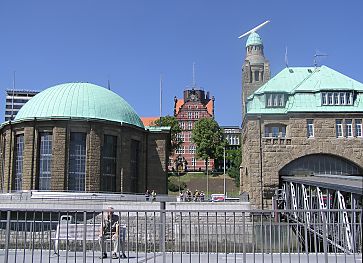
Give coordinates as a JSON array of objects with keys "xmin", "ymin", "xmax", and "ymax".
[{"xmin": 168, "ymin": 179, "xmax": 187, "ymax": 192}]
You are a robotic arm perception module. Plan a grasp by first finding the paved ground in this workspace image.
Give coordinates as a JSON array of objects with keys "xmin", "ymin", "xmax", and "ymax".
[{"xmin": 0, "ymin": 250, "xmax": 361, "ymax": 263}]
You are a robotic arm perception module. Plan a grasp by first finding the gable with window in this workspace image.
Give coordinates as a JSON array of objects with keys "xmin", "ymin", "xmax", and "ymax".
[
  {"xmin": 266, "ymin": 93, "xmax": 286, "ymax": 108},
  {"xmin": 321, "ymin": 91, "xmax": 354, "ymax": 106}
]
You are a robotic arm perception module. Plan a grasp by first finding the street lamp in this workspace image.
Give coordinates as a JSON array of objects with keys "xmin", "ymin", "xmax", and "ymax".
[{"xmin": 223, "ymin": 147, "xmax": 226, "ymax": 201}]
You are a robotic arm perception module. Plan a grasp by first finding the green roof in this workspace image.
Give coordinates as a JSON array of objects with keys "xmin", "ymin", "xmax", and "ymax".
[
  {"xmin": 246, "ymin": 32, "xmax": 263, "ymax": 47},
  {"xmin": 247, "ymin": 66, "xmax": 363, "ymax": 114},
  {"xmin": 14, "ymin": 82, "xmax": 144, "ymax": 128}
]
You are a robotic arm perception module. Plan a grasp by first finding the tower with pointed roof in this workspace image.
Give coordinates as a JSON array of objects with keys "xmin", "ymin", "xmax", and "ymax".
[{"xmin": 242, "ymin": 32, "xmax": 270, "ymax": 119}]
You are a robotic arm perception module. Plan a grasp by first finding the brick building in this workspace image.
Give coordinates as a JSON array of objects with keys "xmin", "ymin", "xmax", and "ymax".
[
  {"xmin": 241, "ymin": 34, "xmax": 363, "ymax": 208},
  {"xmin": 0, "ymin": 83, "xmax": 170, "ymax": 194},
  {"xmin": 172, "ymin": 88, "xmax": 215, "ymax": 171}
]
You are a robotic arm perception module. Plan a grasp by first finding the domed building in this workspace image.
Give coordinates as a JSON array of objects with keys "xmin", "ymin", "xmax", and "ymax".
[{"xmin": 0, "ymin": 82, "xmax": 170, "ymax": 194}]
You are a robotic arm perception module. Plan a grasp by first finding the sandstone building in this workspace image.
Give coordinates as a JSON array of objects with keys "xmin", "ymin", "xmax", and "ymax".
[
  {"xmin": 241, "ymin": 33, "xmax": 363, "ymax": 208},
  {"xmin": 0, "ymin": 83, "xmax": 170, "ymax": 194}
]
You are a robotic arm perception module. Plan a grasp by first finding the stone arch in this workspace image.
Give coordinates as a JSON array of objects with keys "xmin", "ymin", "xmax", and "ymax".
[
  {"xmin": 279, "ymin": 153, "xmax": 363, "ymax": 177},
  {"xmin": 275, "ymin": 148, "xmax": 362, "ymax": 175}
]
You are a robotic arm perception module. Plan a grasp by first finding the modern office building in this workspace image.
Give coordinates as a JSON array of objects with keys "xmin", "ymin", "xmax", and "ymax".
[
  {"xmin": 5, "ymin": 90, "xmax": 39, "ymax": 121},
  {"xmin": 172, "ymin": 88, "xmax": 215, "ymax": 171},
  {"xmin": 0, "ymin": 83, "xmax": 170, "ymax": 194}
]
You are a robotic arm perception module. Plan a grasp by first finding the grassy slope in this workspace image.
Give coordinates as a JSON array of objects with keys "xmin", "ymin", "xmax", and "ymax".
[{"xmin": 168, "ymin": 172, "xmax": 240, "ymax": 197}]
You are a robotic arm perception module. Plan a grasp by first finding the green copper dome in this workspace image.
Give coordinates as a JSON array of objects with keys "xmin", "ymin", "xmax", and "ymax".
[
  {"xmin": 15, "ymin": 82, "xmax": 144, "ymax": 128},
  {"xmin": 246, "ymin": 32, "xmax": 263, "ymax": 47}
]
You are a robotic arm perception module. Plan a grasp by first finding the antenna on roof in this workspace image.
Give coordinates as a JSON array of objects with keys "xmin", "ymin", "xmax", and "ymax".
[
  {"xmin": 107, "ymin": 79, "xmax": 111, "ymax": 90},
  {"xmin": 238, "ymin": 20, "xmax": 270, "ymax": 39},
  {"xmin": 313, "ymin": 50, "xmax": 328, "ymax": 67},
  {"xmin": 285, "ymin": 46, "xmax": 289, "ymax": 68},
  {"xmin": 11, "ymin": 71, "xmax": 16, "ymax": 120},
  {"xmin": 192, "ymin": 62, "xmax": 196, "ymax": 88}
]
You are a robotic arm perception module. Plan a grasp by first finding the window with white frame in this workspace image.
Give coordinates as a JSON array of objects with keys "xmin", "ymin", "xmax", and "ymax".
[
  {"xmin": 189, "ymin": 144, "xmax": 196, "ymax": 154},
  {"xmin": 336, "ymin": 119, "xmax": 343, "ymax": 137},
  {"xmin": 307, "ymin": 119, "xmax": 314, "ymax": 138},
  {"xmin": 194, "ymin": 111, "xmax": 199, "ymax": 119},
  {"xmin": 176, "ymin": 133, "xmax": 184, "ymax": 142},
  {"xmin": 355, "ymin": 119, "xmax": 362, "ymax": 137},
  {"xmin": 191, "ymin": 157, "xmax": 196, "ymax": 167},
  {"xmin": 321, "ymin": 92, "xmax": 354, "ymax": 106},
  {"xmin": 175, "ymin": 146, "xmax": 184, "ymax": 154},
  {"xmin": 346, "ymin": 119, "xmax": 353, "ymax": 137},
  {"xmin": 187, "ymin": 122, "xmax": 193, "ymax": 130},
  {"xmin": 179, "ymin": 122, "xmax": 185, "ymax": 130},
  {"xmin": 188, "ymin": 112, "xmax": 193, "ymax": 119},
  {"xmin": 266, "ymin": 93, "xmax": 286, "ymax": 108}
]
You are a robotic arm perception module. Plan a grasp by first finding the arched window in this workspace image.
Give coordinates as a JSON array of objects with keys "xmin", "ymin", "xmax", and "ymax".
[{"xmin": 279, "ymin": 154, "xmax": 363, "ymax": 176}]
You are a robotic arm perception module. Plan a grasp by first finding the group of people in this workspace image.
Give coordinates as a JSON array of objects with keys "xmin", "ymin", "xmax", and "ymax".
[
  {"xmin": 145, "ymin": 189, "xmax": 157, "ymax": 201},
  {"xmin": 179, "ymin": 189, "xmax": 205, "ymax": 202}
]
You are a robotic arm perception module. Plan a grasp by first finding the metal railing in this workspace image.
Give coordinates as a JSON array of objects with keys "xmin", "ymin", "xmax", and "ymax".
[{"xmin": 0, "ymin": 207, "xmax": 361, "ymax": 262}]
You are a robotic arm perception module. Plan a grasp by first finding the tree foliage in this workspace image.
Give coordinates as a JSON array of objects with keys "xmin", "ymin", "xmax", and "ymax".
[
  {"xmin": 191, "ymin": 118, "xmax": 226, "ymax": 162},
  {"xmin": 154, "ymin": 115, "xmax": 182, "ymax": 154},
  {"xmin": 226, "ymin": 147, "xmax": 241, "ymax": 186}
]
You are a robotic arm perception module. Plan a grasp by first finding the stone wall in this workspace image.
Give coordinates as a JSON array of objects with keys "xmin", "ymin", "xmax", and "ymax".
[
  {"xmin": 0, "ymin": 119, "xmax": 169, "ymax": 194},
  {"xmin": 241, "ymin": 114, "xmax": 363, "ymax": 208}
]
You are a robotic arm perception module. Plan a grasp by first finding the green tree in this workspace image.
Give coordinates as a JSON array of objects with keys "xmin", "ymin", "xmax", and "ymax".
[
  {"xmin": 191, "ymin": 118, "xmax": 226, "ymax": 196},
  {"xmin": 154, "ymin": 116, "xmax": 182, "ymax": 155},
  {"xmin": 226, "ymin": 147, "xmax": 241, "ymax": 187}
]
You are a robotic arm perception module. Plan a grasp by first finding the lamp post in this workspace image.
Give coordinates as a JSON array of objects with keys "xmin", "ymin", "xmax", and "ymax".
[{"xmin": 223, "ymin": 147, "xmax": 226, "ymax": 201}]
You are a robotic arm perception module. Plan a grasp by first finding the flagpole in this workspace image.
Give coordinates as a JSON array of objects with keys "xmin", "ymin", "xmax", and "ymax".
[{"xmin": 159, "ymin": 75, "xmax": 162, "ymax": 126}]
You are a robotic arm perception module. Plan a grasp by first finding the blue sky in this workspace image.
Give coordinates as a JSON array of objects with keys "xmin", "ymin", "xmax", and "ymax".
[{"xmin": 0, "ymin": 1, "xmax": 362, "ymax": 126}]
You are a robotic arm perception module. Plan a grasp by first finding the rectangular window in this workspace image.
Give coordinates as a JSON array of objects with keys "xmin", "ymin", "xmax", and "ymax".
[
  {"xmin": 334, "ymin": 92, "xmax": 339, "ymax": 105},
  {"xmin": 264, "ymin": 126, "xmax": 270, "ymax": 137},
  {"xmin": 175, "ymin": 146, "xmax": 184, "ymax": 154},
  {"xmin": 191, "ymin": 157, "xmax": 196, "ymax": 167},
  {"xmin": 279, "ymin": 94, "xmax": 285, "ymax": 106},
  {"xmin": 281, "ymin": 126, "xmax": 286, "ymax": 138},
  {"xmin": 307, "ymin": 119, "xmax": 314, "ymax": 138},
  {"xmin": 321, "ymin": 92, "xmax": 327, "ymax": 105},
  {"xmin": 347, "ymin": 92, "xmax": 353, "ymax": 105},
  {"xmin": 68, "ymin": 132, "xmax": 86, "ymax": 191},
  {"xmin": 267, "ymin": 94, "xmax": 273, "ymax": 107},
  {"xmin": 187, "ymin": 112, "xmax": 192, "ymax": 119},
  {"xmin": 355, "ymin": 119, "xmax": 362, "ymax": 137},
  {"xmin": 14, "ymin": 134, "xmax": 24, "ymax": 191},
  {"xmin": 336, "ymin": 120, "xmax": 343, "ymax": 138},
  {"xmin": 346, "ymin": 119, "xmax": 353, "ymax": 137},
  {"xmin": 194, "ymin": 112, "xmax": 199, "ymax": 119},
  {"xmin": 187, "ymin": 122, "xmax": 193, "ymax": 130},
  {"xmin": 272, "ymin": 127, "xmax": 279, "ymax": 138},
  {"xmin": 179, "ymin": 122, "xmax": 185, "ymax": 130},
  {"xmin": 328, "ymin": 93, "xmax": 333, "ymax": 105},
  {"xmin": 130, "ymin": 140, "xmax": 139, "ymax": 193},
  {"xmin": 39, "ymin": 133, "xmax": 52, "ymax": 190},
  {"xmin": 273, "ymin": 94, "xmax": 279, "ymax": 106},
  {"xmin": 339, "ymin": 92, "xmax": 346, "ymax": 105},
  {"xmin": 189, "ymin": 144, "xmax": 196, "ymax": 154},
  {"xmin": 102, "ymin": 135, "xmax": 117, "ymax": 192}
]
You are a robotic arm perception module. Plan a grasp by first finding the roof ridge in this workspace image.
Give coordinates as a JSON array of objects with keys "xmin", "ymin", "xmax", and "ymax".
[{"xmin": 290, "ymin": 67, "xmax": 319, "ymax": 93}]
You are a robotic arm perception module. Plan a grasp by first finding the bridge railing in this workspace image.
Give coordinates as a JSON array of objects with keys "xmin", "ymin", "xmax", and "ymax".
[{"xmin": 0, "ymin": 207, "xmax": 361, "ymax": 263}]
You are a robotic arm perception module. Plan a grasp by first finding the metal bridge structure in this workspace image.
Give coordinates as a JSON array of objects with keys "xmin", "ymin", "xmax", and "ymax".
[{"xmin": 275, "ymin": 174, "xmax": 362, "ymax": 256}]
